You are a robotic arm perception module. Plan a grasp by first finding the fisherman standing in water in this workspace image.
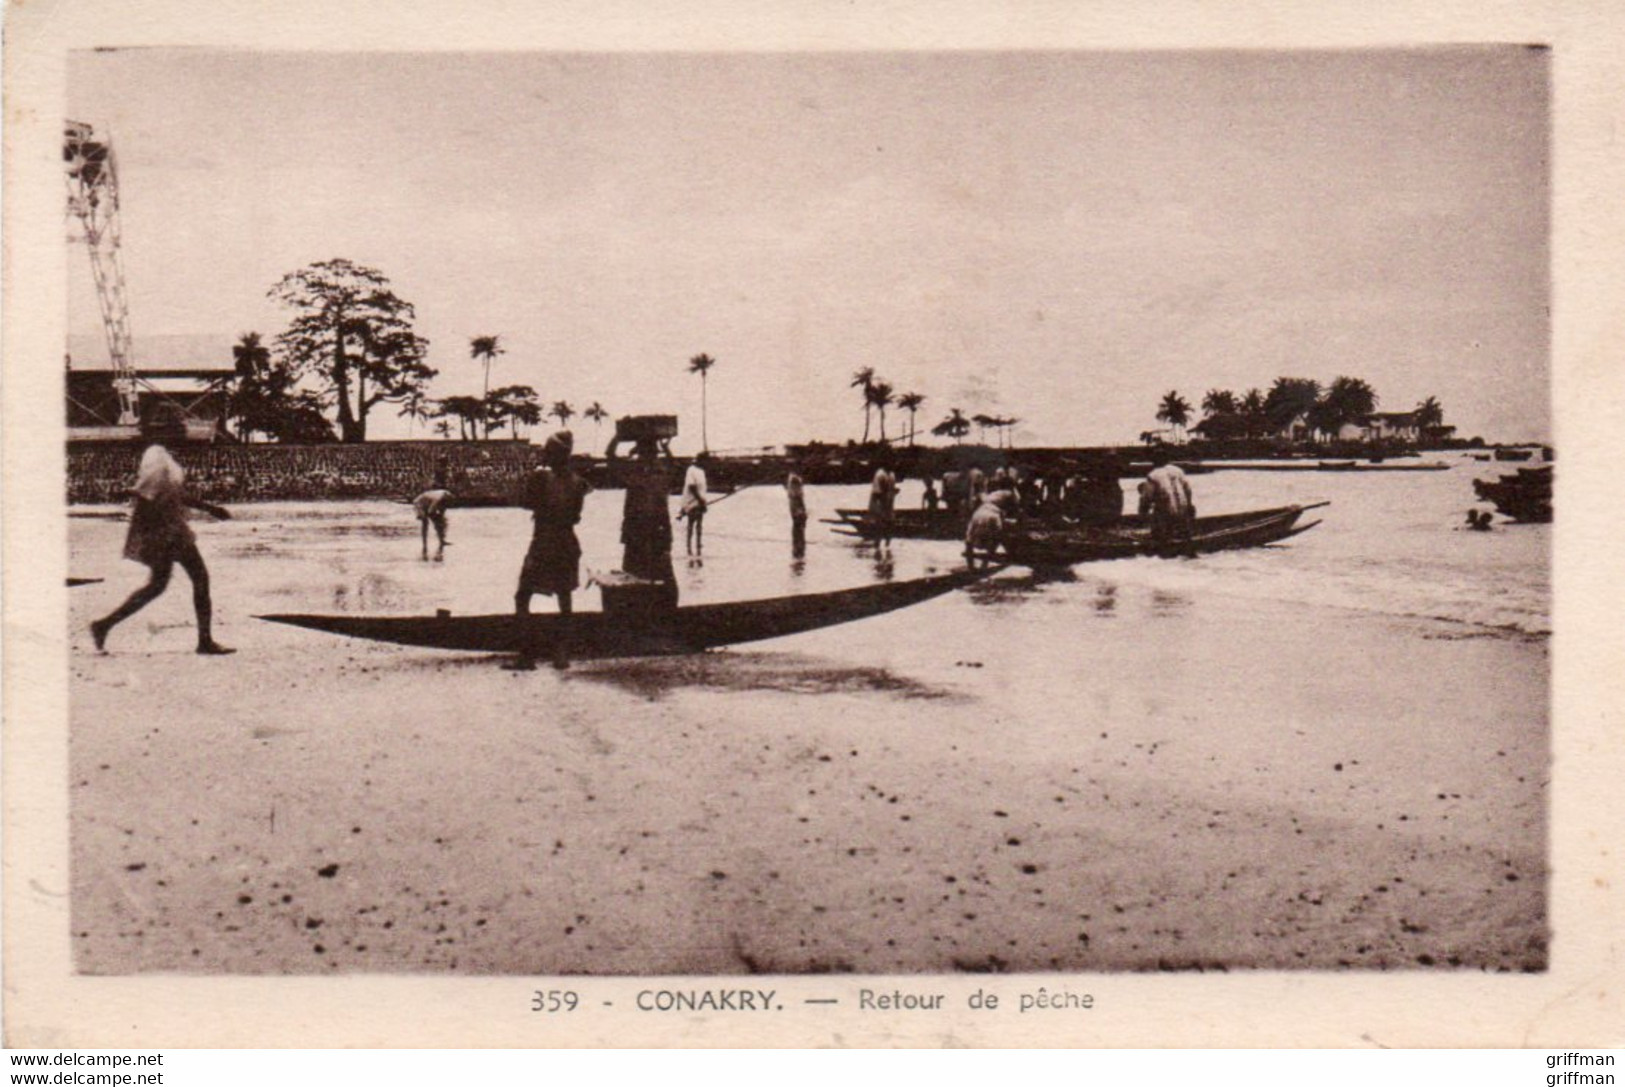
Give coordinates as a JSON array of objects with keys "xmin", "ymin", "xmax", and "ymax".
[
  {"xmin": 785, "ymin": 465, "xmax": 809, "ymax": 557},
  {"xmin": 90, "ymin": 427, "xmax": 235, "ymax": 655},
  {"xmin": 680, "ymin": 454, "xmax": 708, "ymax": 557},
  {"xmin": 509, "ymin": 431, "xmax": 590, "ymax": 670},
  {"xmin": 620, "ymin": 436, "xmax": 680, "ymax": 611},
  {"xmin": 868, "ymin": 458, "xmax": 898, "ymax": 551}
]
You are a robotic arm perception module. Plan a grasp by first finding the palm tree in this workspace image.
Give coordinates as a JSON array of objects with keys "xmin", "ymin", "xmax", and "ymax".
[
  {"xmin": 550, "ymin": 400, "xmax": 575, "ymax": 429},
  {"xmin": 849, "ymin": 367, "xmax": 877, "ymax": 442},
  {"xmin": 583, "ymin": 401, "xmax": 609, "ymax": 446},
  {"xmin": 1240, "ymin": 388, "xmax": 1267, "ymax": 437},
  {"xmin": 437, "ymin": 395, "xmax": 485, "ymax": 441},
  {"xmin": 1155, "ymin": 391, "xmax": 1193, "ymax": 442},
  {"xmin": 867, "ymin": 381, "xmax": 895, "ymax": 444},
  {"xmin": 1320, "ymin": 376, "xmax": 1379, "ymax": 440},
  {"xmin": 232, "ymin": 331, "xmax": 270, "ymax": 378},
  {"xmin": 687, "ymin": 353, "xmax": 716, "ymax": 452},
  {"xmin": 470, "ymin": 334, "xmax": 505, "ymax": 438},
  {"xmin": 433, "ymin": 417, "xmax": 452, "ymax": 441},
  {"xmin": 398, "ymin": 386, "xmax": 432, "ymax": 437},
  {"xmin": 932, "ymin": 408, "xmax": 972, "ymax": 445},
  {"xmin": 997, "ymin": 416, "xmax": 1020, "ymax": 450},
  {"xmin": 1264, "ymin": 377, "xmax": 1321, "ymax": 437},
  {"xmin": 230, "ymin": 332, "xmax": 272, "ymax": 441},
  {"xmin": 896, "ymin": 392, "xmax": 925, "ymax": 445},
  {"xmin": 1414, "ymin": 395, "xmax": 1444, "ymax": 431},
  {"xmin": 971, "ymin": 412, "xmax": 997, "ymax": 444},
  {"xmin": 1202, "ymin": 389, "xmax": 1238, "ymax": 417}
]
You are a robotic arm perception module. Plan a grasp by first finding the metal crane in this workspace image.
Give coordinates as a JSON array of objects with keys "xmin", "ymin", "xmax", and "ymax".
[{"xmin": 65, "ymin": 120, "xmax": 139, "ymax": 426}]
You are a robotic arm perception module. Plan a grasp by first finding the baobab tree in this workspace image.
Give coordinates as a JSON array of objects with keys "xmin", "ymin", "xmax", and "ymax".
[{"xmin": 267, "ymin": 259, "xmax": 435, "ymax": 442}]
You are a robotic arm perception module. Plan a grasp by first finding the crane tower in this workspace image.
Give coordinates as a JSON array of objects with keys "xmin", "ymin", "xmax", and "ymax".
[{"xmin": 65, "ymin": 120, "xmax": 139, "ymax": 426}]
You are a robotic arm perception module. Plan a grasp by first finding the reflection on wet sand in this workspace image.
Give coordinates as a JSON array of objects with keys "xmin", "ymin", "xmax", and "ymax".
[
  {"xmin": 1149, "ymin": 589, "xmax": 1191, "ymax": 616},
  {"xmin": 568, "ymin": 651, "xmax": 965, "ymax": 702}
]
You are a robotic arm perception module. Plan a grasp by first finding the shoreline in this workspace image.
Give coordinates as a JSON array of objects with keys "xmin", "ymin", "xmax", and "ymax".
[{"xmin": 68, "ymin": 573, "xmax": 1547, "ymax": 976}]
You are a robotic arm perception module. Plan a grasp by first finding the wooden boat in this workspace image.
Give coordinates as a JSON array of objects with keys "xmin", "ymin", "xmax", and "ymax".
[
  {"xmin": 1001, "ymin": 503, "xmax": 1326, "ymax": 567},
  {"xmin": 827, "ymin": 502, "xmax": 1323, "ymax": 542},
  {"xmin": 67, "ymin": 577, "xmax": 104, "ymax": 587},
  {"xmin": 1494, "ymin": 448, "xmax": 1535, "ymax": 462},
  {"xmin": 258, "ymin": 567, "xmax": 989, "ymax": 658},
  {"xmin": 824, "ymin": 507, "xmax": 974, "ymax": 540},
  {"xmin": 1473, "ymin": 464, "xmax": 1552, "ymax": 523}
]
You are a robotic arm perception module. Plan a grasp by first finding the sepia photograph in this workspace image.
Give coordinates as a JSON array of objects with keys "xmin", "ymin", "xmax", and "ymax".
[{"xmin": 6, "ymin": 0, "xmax": 1622, "ymax": 1052}]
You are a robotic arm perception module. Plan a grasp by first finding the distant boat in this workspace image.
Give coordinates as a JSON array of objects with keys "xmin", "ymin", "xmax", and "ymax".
[
  {"xmin": 1000, "ymin": 503, "xmax": 1326, "ymax": 567},
  {"xmin": 1494, "ymin": 448, "xmax": 1535, "ymax": 462},
  {"xmin": 258, "ymin": 567, "xmax": 988, "ymax": 658},
  {"xmin": 1473, "ymin": 464, "xmax": 1551, "ymax": 523}
]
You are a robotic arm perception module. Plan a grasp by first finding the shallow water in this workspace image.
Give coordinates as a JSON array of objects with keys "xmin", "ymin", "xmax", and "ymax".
[{"xmin": 72, "ymin": 452, "xmax": 1548, "ymax": 642}]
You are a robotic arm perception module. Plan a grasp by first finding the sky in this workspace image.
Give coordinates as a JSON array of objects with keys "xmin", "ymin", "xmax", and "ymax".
[{"xmin": 67, "ymin": 47, "xmax": 1550, "ymax": 449}]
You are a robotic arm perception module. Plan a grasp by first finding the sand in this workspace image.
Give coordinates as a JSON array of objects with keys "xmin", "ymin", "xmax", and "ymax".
[{"xmin": 67, "ymin": 565, "xmax": 1547, "ymax": 976}]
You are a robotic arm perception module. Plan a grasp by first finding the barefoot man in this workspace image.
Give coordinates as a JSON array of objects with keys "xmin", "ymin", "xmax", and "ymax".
[
  {"xmin": 509, "ymin": 431, "xmax": 590, "ymax": 670},
  {"xmin": 412, "ymin": 477, "xmax": 453, "ymax": 561},
  {"xmin": 91, "ymin": 437, "xmax": 235, "ymax": 655},
  {"xmin": 680, "ymin": 454, "xmax": 708, "ymax": 557}
]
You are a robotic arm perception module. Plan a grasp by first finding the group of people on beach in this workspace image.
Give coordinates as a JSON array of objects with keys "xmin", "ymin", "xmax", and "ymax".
[
  {"xmin": 87, "ymin": 417, "xmax": 717, "ymax": 670},
  {"xmin": 87, "ymin": 421, "xmax": 1199, "ymax": 667}
]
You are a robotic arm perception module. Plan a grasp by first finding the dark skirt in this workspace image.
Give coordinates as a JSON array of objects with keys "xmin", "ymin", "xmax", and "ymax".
[
  {"xmin": 518, "ymin": 526, "xmax": 582, "ymax": 596},
  {"xmin": 123, "ymin": 497, "xmax": 196, "ymax": 567}
]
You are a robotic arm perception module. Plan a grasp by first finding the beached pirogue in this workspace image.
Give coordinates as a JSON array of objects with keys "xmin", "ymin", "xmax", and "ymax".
[
  {"xmin": 1473, "ymin": 464, "xmax": 1552, "ymax": 523},
  {"xmin": 830, "ymin": 501, "xmax": 1326, "ymax": 562},
  {"xmin": 1000, "ymin": 503, "xmax": 1325, "ymax": 566},
  {"xmin": 259, "ymin": 567, "xmax": 988, "ymax": 658}
]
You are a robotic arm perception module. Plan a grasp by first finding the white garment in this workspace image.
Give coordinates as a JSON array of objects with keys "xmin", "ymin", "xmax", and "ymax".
[
  {"xmin": 1146, "ymin": 464, "xmax": 1193, "ymax": 518},
  {"xmin": 681, "ymin": 463, "xmax": 708, "ymax": 515},
  {"xmin": 133, "ymin": 444, "xmax": 186, "ymax": 502}
]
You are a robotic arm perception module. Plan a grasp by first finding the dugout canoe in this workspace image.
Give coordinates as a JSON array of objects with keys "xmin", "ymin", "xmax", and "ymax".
[
  {"xmin": 826, "ymin": 502, "xmax": 1324, "ymax": 542},
  {"xmin": 258, "ymin": 567, "xmax": 990, "ymax": 658},
  {"xmin": 1001, "ymin": 504, "xmax": 1325, "ymax": 567}
]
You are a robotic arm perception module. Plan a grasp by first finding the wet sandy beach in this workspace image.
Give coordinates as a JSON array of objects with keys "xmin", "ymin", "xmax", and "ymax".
[{"xmin": 67, "ymin": 478, "xmax": 1548, "ymax": 975}]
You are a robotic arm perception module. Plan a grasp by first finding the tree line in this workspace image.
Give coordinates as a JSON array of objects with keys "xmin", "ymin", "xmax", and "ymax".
[
  {"xmin": 225, "ymin": 259, "xmax": 618, "ymax": 446},
  {"xmin": 846, "ymin": 369, "xmax": 1019, "ymax": 448},
  {"xmin": 1148, "ymin": 378, "xmax": 1444, "ymax": 444}
]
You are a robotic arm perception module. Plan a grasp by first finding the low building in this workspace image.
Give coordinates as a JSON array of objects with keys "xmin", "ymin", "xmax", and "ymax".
[
  {"xmin": 1362, "ymin": 411, "xmax": 1420, "ymax": 442},
  {"xmin": 67, "ymin": 333, "xmax": 236, "ymax": 441}
]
